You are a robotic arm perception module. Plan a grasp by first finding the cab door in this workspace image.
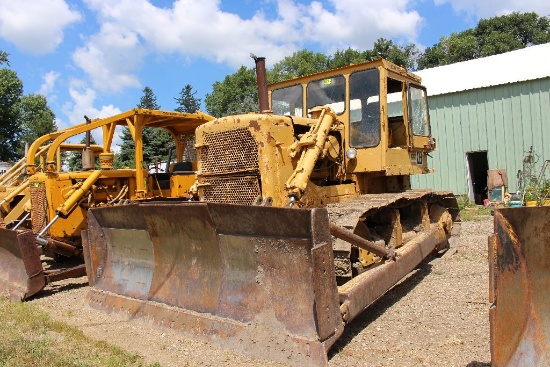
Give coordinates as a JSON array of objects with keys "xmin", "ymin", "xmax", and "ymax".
[{"xmin": 407, "ymin": 84, "xmax": 432, "ymax": 150}]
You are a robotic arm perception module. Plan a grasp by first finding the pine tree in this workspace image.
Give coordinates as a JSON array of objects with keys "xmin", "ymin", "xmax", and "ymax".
[
  {"xmin": 174, "ymin": 84, "xmax": 201, "ymax": 113},
  {"xmin": 117, "ymin": 86, "xmax": 173, "ymax": 168}
]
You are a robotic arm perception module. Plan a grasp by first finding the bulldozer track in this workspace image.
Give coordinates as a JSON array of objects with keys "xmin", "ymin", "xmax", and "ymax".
[
  {"xmin": 326, "ymin": 190, "xmax": 459, "ymax": 280},
  {"xmin": 327, "ymin": 189, "xmax": 457, "ymax": 228}
]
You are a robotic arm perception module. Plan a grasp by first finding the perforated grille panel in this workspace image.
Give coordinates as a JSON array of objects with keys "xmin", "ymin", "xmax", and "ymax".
[
  {"xmin": 201, "ymin": 176, "xmax": 261, "ymax": 205},
  {"xmin": 200, "ymin": 128, "xmax": 259, "ymax": 175},
  {"xmin": 30, "ymin": 182, "xmax": 48, "ymax": 234}
]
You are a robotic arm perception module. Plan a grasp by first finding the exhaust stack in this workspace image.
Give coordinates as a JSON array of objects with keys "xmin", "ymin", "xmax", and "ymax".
[
  {"xmin": 251, "ymin": 54, "xmax": 269, "ymax": 112},
  {"xmin": 82, "ymin": 115, "xmax": 94, "ymax": 171}
]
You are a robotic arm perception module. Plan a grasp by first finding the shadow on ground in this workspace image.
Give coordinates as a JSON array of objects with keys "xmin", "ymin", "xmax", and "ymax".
[
  {"xmin": 466, "ymin": 362, "xmax": 490, "ymax": 367},
  {"xmin": 328, "ymin": 260, "xmax": 434, "ymax": 359}
]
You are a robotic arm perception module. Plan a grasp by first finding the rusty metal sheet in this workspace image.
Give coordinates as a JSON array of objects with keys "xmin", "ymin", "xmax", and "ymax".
[
  {"xmin": 0, "ymin": 228, "xmax": 45, "ymax": 300},
  {"xmin": 84, "ymin": 202, "xmax": 342, "ymax": 367},
  {"xmin": 491, "ymin": 207, "xmax": 550, "ymax": 367}
]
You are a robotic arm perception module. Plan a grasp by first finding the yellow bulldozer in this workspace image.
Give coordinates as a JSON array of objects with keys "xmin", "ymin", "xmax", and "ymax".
[
  {"xmin": 0, "ymin": 108, "xmax": 214, "ymax": 301},
  {"xmin": 0, "ymin": 131, "xmax": 111, "ymax": 225},
  {"xmin": 83, "ymin": 57, "xmax": 460, "ymax": 366}
]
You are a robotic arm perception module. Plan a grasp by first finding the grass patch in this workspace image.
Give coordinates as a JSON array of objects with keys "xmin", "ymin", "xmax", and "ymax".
[
  {"xmin": 459, "ymin": 206, "xmax": 493, "ymax": 221},
  {"xmin": 0, "ymin": 298, "xmax": 160, "ymax": 367},
  {"xmin": 456, "ymin": 195, "xmax": 493, "ymax": 221}
]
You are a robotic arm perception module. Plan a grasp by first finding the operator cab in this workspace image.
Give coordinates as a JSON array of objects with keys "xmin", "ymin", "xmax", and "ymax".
[{"xmin": 268, "ymin": 58, "xmax": 433, "ymax": 178}]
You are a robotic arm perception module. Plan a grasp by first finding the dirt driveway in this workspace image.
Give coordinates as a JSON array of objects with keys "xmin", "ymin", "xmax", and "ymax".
[{"xmin": 30, "ymin": 217, "xmax": 492, "ymax": 367}]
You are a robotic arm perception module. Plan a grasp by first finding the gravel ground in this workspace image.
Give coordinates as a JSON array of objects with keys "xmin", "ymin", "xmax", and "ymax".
[{"xmin": 29, "ymin": 216, "xmax": 493, "ymax": 367}]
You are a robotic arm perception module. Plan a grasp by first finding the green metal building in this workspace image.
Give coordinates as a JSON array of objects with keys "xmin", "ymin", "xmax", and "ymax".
[{"xmin": 411, "ymin": 43, "xmax": 550, "ymax": 203}]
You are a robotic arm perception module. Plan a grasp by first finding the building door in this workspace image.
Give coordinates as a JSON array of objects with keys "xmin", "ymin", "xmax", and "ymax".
[{"xmin": 466, "ymin": 151, "xmax": 489, "ymax": 204}]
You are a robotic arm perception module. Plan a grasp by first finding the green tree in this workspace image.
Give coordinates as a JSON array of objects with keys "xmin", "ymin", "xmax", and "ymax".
[
  {"xmin": 204, "ymin": 66, "xmax": 258, "ymax": 117},
  {"xmin": 476, "ymin": 12, "xmax": 550, "ymax": 50},
  {"xmin": 330, "ymin": 48, "xmax": 368, "ymax": 69},
  {"xmin": 417, "ymin": 44, "xmax": 446, "ymax": 70},
  {"xmin": 447, "ymin": 30, "xmax": 479, "ymax": 63},
  {"xmin": 0, "ymin": 53, "xmax": 23, "ymax": 161},
  {"xmin": 369, "ymin": 38, "xmax": 420, "ymax": 69},
  {"xmin": 114, "ymin": 127, "xmax": 136, "ymax": 168},
  {"xmin": 138, "ymin": 86, "xmax": 160, "ymax": 110},
  {"xmin": 174, "ymin": 84, "xmax": 201, "ymax": 113},
  {"xmin": 0, "ymin": 51, "xmax": 9, "ymax": 65},
  {"xmin": 270, "ymin": 50, "xmax": 330, "ymax": 82},
  {"xmin": 417, "ymin": 12, "xmax": 550, "ymax": 69},
  {"xmin": 117, "ymin": 86, "xmax": 174, "ymax": 169},
  {"xmin": 17, "ymin": 94, "xmax": 56, "ymax": 156}
]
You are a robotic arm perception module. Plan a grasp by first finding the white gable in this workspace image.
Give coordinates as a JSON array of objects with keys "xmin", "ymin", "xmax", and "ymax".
[{"xmin": 416, "ymin": 43, "xmax": 550, "ymax": 96}]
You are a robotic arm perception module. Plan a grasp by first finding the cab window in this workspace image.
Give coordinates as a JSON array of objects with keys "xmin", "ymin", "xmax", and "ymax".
[
  {"xmin": 349, "ymin": 68, "xmax": 380, "ymax": 148},
  {"xmin": 409, "ymin": 85, "xmax": 430, "ymax": 136},
  {"xmin": 306, "ymin": 75, "xmax": 346, "ymax": 114},
  {"xmin": 271, "ymin": 84, "xmax": 303, "ymax": 116}
]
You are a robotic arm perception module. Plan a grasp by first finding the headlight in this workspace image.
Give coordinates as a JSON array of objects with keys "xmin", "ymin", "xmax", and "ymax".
[{"xmin": 346, "ymin": 148, "xmax": 357, "ymax": 160}]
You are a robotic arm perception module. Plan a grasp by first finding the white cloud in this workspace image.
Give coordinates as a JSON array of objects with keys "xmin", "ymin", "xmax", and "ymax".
[
  {"xmin": 72, "ymin": 22, "xmax": 143, "ymax": 93},
  {"xmin": 0, "ymin": 0, "xmax": 81, "ymax": 54},
  {"xmin": 38, "ymin": 71, "xmax": 60, "ymax": 100},
  {"xmin": 73, "ymin": 0, "xmax": 424, "ymax": 93},
  {"xmin": 60, "ymin": 85, "xmax": 122, "ymax": 146},
  {"xmin": 62, "ymin": 86, "xmax": 121, "ymax": 124},
  {"xmin": 434, "ymin": 0, "xmax": 550, "ymax": 19}
]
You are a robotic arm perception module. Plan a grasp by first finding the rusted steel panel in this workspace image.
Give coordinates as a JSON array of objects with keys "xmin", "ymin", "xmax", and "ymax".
[
  {"xmin": 311, "ymin": 208, "xmax": 344, "ymax": 343},
  {"xmin": 0, "ymin": 228, "xmax": 45, "ymax": 300},
  {"xmin": 491, "ymin": 207, "xmax": 550, "ymax": 367},
  {"xmin": 85, "ymin": 202, "xmax": 342, "ymax": 367}
]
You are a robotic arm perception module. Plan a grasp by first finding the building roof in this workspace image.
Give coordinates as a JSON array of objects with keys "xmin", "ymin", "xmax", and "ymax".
[{"xmin": 416, "ymin": 43, "xmax": 550, "ymax": 96}]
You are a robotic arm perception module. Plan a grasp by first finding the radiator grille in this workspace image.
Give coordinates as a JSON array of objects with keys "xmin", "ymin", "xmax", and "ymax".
[
  {"xmin": 201, "ymin": 176, "xmax": 261, "ymax": 205},
  {"xmin": 200, "ymin": 128, "xmax": 259, "ymax": 175},
  {"xmin": 30, "ymin": 182, "xmax": 48, "ymax": 234}
]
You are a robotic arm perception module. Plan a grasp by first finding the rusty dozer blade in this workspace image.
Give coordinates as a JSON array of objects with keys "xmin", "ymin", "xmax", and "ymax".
[
  {"xmin": 83, "ymin": 202, "xmax": 345, "ymax": 367},
  {"xmin": 0, "ymin": 228, "xmax": 45, "ymax": 301},
  {"xmin": 489, "ymin": 207, "xmax": 550, "ymax": 367}
]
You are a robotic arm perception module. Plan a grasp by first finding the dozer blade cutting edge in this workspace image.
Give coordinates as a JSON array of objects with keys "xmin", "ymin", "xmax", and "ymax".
[
  {"xmin": 83, "ymin": 201, "xmax": 453, "ymax": 366},
  {"xmin": 490, "ymin": 207, "xmax": 550, "ymax": 367},
  {"xmin": 0, "ymin": 228, "xmax": 45, "ymax": 301}
]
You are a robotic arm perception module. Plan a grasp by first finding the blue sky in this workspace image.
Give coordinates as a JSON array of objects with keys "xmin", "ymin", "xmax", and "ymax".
[{"xmin": 0, "ymin": 0, "xmax": 548, "ymax": 147}]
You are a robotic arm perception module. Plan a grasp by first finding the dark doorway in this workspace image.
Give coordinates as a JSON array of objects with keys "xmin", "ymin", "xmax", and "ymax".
[{"xmin": 466, "ymin": 151, "xmax": 489, "ymax": 205}]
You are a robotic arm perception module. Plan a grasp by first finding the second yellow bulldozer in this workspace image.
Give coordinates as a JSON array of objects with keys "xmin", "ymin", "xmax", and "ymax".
[
  {"xmin": 83, "ymin": 57, "xmax": 459, "ymax": 366},
  {"xmin": 0, "ymin": 108, "xmax": 214, "ymax": 300}
]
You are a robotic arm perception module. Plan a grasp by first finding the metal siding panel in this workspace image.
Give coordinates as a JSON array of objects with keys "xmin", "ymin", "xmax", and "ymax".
[
  {"xmin": 520, "ymin": 82, "xmax": 541, "ymax": 181},
  {"xmin": 468, "ymin": 92, "xmax": 480, "ymax": 151},
  {"xmin": 489, "ymin": 88, "xmax": 505, "ymax": 170},
  {"xmin": 510, "ymin": 84, "xmax": 528, "ymax": 193},
  {"xmin": 411, "ymin": 96, "xmax": 453, "ymax": 192},
  {"xmin": 451, "ymin": 94, "xmax": 463, "ymax": 194},
  {"xmin": 530, "ymin": 80, "xmax": 545, "ymax": 157},
  {"xmin": 511, "ymin": 84, "xmax": 527, "ymax": 166},
  {"xmin": 530, "ymin": 79, "xmax": 550, "ymax": 192},
  {"xmin": 413, "ymin": 77, "xmax": 550, "ymax": 195},
  {"xmin": 442, "ymin": 98, "xmax": 459, "ymax": 193},
  {"xmin": 507, "ymin": 85, "xmax": 521, "ymax": 192},
  {"xmin": 425, "ymin": 98, "xmax": 444, "ymax": 190},
  {"xmin": 458, "ymin": 95, "xmax": 468, "ymax": 153},
  {"xmin": 539, "ymin": 80, "xmax": 550, "ymax": 164},
  {"xmin": 476, "ymin": 90, "xmax": 488, "ymax": 151},
  {"xmin": 483, "ymin": 88, "xmax": 499, "ymax": 177},
  {"xmin": 429, "ymin": 100, "xmax": 444, "ymax": 190}
]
